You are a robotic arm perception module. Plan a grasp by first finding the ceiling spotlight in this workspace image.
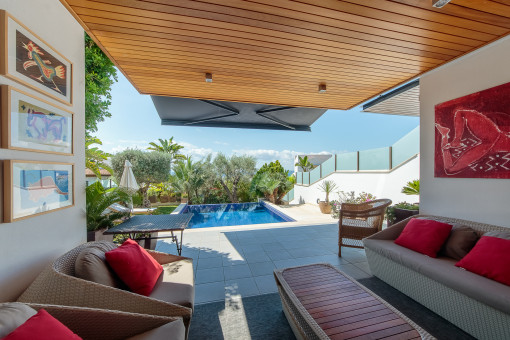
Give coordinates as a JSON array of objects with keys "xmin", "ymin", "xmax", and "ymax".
[
  {"xmin": 205, "ymin": 73, "xmax": 213, "ymax": 83},
  {"xmin": 432, "ymin": 0, "xmax": 451, "ymax": 8},
  {"xmin": 318, "ymin": 84, "xmax": 327, "ymax": 93}
]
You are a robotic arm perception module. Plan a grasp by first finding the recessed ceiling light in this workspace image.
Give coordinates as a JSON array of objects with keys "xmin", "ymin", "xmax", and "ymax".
[
  {"xmin": 432, "ymin": 0, "xmax": 451, "ymax": 8},
  {"xmin": 318, "ymin": 84, "xmax": 327, "ymax": 93},
  {"xmin": 205, "ymin": 73, "xmax": 213, "ymax": 83}
]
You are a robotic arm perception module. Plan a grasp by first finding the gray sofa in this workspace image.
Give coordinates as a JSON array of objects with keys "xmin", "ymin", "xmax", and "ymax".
[{"xmin": 363, "ymin": 215, "xmax": 510, "ymax": 340}]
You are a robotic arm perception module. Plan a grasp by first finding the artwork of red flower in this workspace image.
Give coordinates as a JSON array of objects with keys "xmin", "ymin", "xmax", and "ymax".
[{"xmin": 435, "ymin": 82, "xmax": 510, "ymax": 178}]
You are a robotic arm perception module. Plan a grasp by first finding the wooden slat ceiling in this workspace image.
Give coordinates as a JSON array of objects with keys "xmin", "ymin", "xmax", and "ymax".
[{"xmin": 60, "ymin": 0, "xmax": 510, "ymax": 110}]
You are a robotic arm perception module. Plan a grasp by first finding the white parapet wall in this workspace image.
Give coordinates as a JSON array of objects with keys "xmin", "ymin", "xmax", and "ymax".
[{"xmin": 291, "ymin": 156, "xmax": 420, "ymax": 205}]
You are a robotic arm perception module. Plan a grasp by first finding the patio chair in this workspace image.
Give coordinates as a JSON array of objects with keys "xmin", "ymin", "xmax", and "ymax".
[
  {"xmin": 338, "ymin": 198, "xmax": 392, "ymax": 256},
  {"xmin": 0, "ymin": 302, "xmax": 185, "ymax": 340}
]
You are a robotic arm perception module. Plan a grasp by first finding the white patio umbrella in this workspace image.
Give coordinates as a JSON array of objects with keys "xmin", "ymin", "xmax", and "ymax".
[{"xmin": 119, "ymin": 160, "xmax": 139, "ymax": 210}]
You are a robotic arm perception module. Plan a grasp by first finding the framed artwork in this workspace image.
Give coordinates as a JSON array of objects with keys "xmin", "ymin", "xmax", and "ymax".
[
  {"xmin": 435, "ymin": 81, "xmax": 510, "ymax": 179},
  {"xmin": 1, "ymin": 85, "xmax": 73, "ymax": 154},
  {"xmin": 0, "ymin": 10, "xmax": 72, "ymax": 105},
  {"xmin": 3, "ymin": 160, "xmax": 74, "ymax": 222}
]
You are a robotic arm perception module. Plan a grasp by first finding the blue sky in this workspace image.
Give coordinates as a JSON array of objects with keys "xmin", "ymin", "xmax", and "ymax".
[{"xmin": 96, "ymin": 72, "xmax": 419, "ymax": 169}]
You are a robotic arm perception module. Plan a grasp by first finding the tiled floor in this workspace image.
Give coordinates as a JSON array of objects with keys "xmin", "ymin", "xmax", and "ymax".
[{"xmin": 156, "ymin": 220, "xmax": 372, "ymax": 305}]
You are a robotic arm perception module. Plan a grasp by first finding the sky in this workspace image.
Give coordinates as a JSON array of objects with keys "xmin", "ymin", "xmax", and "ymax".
[{"xmin": 95, "ymin": 72, "xmax": 420, "ymax": 170}]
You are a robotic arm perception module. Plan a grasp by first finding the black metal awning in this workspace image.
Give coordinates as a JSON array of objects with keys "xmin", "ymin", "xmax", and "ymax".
[{"xmin": 151, "ymin": 96, "xmax": 327, "ymax": 131}]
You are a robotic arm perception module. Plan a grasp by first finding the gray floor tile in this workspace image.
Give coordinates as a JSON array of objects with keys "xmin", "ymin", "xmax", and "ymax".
[
  {"xmin": 242, "ymin": 251, "xmax": 271, "ymax": 263},
  {"xmin": 223, "ymin": 264, "xmax": 252, "ymax": 280},
  {"xmin": 199, "ymin": 249, "xmax": 224, "ymax": 259},
  {"xmin": 353, "ymin": 261, "xmax": 372, "ymax": 274},
  {"xmin": 225, "ymin": 277, "xmax": 260, "ymax": 298},
  {"xmin": 272, "ymin": 259, "xmax": 300, "ymax": 269},
  {"xmin": 195, "ymin": 267, "xmax": 225, "ymax": 284},
  {"xmin": 287, "ymin": 247, "xmax": 334, "ymax": 258},
  {"xmin": 254, "ymin": 275, "xmax": 278, "ymax": 294},
  {"xmin": 197, "ymin": 256, "xmax": 223, "ymax": 269},
  {"xmin": 195, "ymin": 281, "xmax": 226, "ymax": 304},
  {"xmin": 334, "ymin": 263, "xmax": 372, "ymax": 280},
  {"xmin": 265, "ymin": 249, "xmax": 293, "ymax": 261},
  {"xmin": 222, "ymin": 255, "xmax": 247, "ymax": 266},
  {"xmin": 249, "ymin": 261, "xmax": 276, "ymax": 277}
]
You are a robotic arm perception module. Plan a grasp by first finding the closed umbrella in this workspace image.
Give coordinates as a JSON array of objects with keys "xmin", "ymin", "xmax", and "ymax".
[{"xmin": 119, "ymin": 160, "xmax": 139, "ymax": 210}]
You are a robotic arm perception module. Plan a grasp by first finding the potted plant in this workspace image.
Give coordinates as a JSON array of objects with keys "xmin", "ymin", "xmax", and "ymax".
[
  {"xmin": 402, "ymin": 179, "xmax": 420, "ymax": 196},
  {"xmin": 86, "ymin": 182, "xmax": 129, "ymax": 242},
  {"xmin": 318, "ymin": 180, "xmax": 338, "ymax": 214},
  {"xmin": 386, "ymin": 202, "xmax": 419, "ymax": 226}
]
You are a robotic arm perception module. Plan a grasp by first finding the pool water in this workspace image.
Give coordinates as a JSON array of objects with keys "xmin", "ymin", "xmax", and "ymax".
[{"xmin": 181, "ymin": 202, "xmax": 294, "ymax": 228}]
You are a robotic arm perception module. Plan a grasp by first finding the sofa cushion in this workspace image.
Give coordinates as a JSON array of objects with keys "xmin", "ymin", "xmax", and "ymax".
[
  {"xmin": 441, "ymin": 225, "xmax": 479, "ymax": 260},
  {"xmin": 364, "ymin": 238, "xmax": 510, "ymax": 315},
  {"xmin": 105, "ymin": 239, "xmax": 163, "ymax": 296},
  {"xmin": 394, "ymin": 218, "xmax": 452, "ymax": 257},
  {"xmin": 0, "ymin": 303, "xmax": 37, "ymax": 338},
  {"xmin": 126, "ymin": 318, "xmax": 186, "ymax": 340},
  {"xmin": 3, "ymin": 309, "xmax": 81, "ymax": 340},
  {"xmin": 456, "ymin": 236, "xmax": 510, "ymax": 286},
  {"xmin": 149, "ymin": 259, "xmax": 194, "ymax": 309},
  {"xmin": 75, "ymin": 247, "xmax": 121, "ymax": 288}
]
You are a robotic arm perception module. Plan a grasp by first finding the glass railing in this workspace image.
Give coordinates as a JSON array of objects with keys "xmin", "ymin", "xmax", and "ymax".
[
  {"xmin": 392, "ymin": 126, "xmax": 420, "ymax": 168},
  {"xmin": 283, "ymin": 188, "xmax": 294, "ymax": 202},
  {"xmin": 321, "ymin": 157, "xmax": 335, "ymax": 177},
  {"xmin": 310, "ymin": 166, "xmax": 321, "ymax": 183},
  {"xmin": 337, "ymin": 152, "xmax": 358, "ymax": 171},
  {"xmin": 294, "ymin": 126, "xmax": 419, "ymax": 185},
  {"xmin": 359, "ymin": 147, "xmax": 390, "ymax": 170}
]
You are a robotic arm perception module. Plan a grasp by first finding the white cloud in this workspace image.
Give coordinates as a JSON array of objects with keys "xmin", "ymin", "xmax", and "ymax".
[
  {"xmin": 179, "ymin": 141, "xmax": 216, "ymax": 159},
  {"xmin": 213, "ymin": 141, "xmax": 229, "ymax": 146}
]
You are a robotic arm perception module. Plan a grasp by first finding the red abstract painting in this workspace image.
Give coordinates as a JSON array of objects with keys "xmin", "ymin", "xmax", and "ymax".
[{"xmin": 435, "ymin": 82, "xmax": 510, "ymax": 178}]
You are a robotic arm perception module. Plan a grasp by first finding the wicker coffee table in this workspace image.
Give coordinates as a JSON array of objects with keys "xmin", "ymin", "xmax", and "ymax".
[{"xmin": 274, "ymin": 263, "xmax": 434, "ymax": 340}]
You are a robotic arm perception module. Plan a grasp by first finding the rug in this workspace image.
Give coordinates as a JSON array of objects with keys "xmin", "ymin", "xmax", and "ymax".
[{"xmin": 189, "ymin": 277, "xmax": 475, "ymax": 340}]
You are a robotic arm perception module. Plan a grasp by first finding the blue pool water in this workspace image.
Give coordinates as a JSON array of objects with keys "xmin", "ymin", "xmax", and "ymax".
[{"xmin": 181, "ymin": 202, "xmax": 294, "ymax": 229}]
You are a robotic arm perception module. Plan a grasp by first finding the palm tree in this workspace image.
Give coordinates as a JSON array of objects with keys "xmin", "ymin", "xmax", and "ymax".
[
  {"xmin": 295, "ymin": 156, "xmax": 314, "ymax": 172},
  {"xmin": 147, "ymin": 137, "xmax": 186, "ymax": 160},
  {"xmin": 318, "ymin": 180, "xmax": 338, "ymax": 203},
  {"xmin": 86, "ymin": 181, "xmax": 129, "ymax": 231},
  {"xmin": 86, "ymin": 136, "xmax": 112, "ymax": 178},
  {"xmin": 171, "ymin": 156, "xmax": 208, "ymax": 204}
]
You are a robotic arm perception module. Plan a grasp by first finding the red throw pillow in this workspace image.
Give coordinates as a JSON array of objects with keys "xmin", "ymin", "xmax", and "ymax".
[
  {"xmin": 3, "ymin": 309, "xmax": 81, "ymax": 340},
  {"xmin": 105, "ymin": 239, "xmax": 163, "ymax": 296},
  {"xmin": 394, "ymin": 218, "xmax": 452, "ymax": 257},
  {"xmin": 455, "ymin": 236, "xmax": 510, "ymax": 286}
]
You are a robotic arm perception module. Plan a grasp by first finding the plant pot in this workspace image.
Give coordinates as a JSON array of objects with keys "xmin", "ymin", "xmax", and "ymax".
[
  {"xmin": 138, "ymin": 232, "xmax": 158, "ymax": 250},
  {"xmin": 389, "ymin": 207, "xmax": 419, "ymax": 226},
  {"xmin": 87, "ymin": 228, "xmax": 114, "ymax": 243},
  {"xmin": 149, "ymin": 196, "xmax": 157, "ymax": 203},
  {"xmin": 319, "ymin": 201, "xmax": 332, "ymax": 214}
]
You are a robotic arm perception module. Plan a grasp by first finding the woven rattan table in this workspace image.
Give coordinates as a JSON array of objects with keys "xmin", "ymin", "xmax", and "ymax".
[
  {"xmin": 104, "ymin": 214, "xmax": 193, "ymax": 255},
  {"xmin": 274, "ymin": 263, "xmax": 434, "ymax": 340}
]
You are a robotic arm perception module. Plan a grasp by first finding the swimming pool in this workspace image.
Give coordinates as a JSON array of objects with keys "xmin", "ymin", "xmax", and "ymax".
[{"xmin": 179, "ymin": 202, "xmax": 295, "ymax": 228}]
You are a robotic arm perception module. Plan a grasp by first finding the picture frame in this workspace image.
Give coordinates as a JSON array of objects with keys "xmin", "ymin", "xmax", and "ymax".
[
  {"xmin": 0, "ymin": 10, "xmax": 73, "ymax": 106},
  {"xmin": 1, "ymin": 85, "xmax": 73, "ymax": 155},
  {"xmin": 3, "ymin": 160, "xmax": 74, "ymax": 222}
]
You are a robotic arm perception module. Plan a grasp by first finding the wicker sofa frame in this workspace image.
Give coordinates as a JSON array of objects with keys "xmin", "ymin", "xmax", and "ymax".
[
  {"xmin": 364, "ymin": 214, "xmax": 510, "ymax": 340},
  {"xmin": 19, "ymin": 303, "xmax": 184, "ymax": 340},
  {"xmin": 338, "ymin": 198, "xmax": 391, "ymax": 256},
  {"xmin": 17, "ymin": 242, "xmax": 193, "ymax": 335}
]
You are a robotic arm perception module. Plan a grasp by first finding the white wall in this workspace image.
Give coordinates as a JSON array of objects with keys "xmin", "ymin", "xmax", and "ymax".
[
  {"xmin": 292, "ymin": 156, "xmax": 419, "ymax": 205},
  {"xmin": 0, "ymin": 0, "xmax": 85, "ymax": 301},
  {"xmin": 420, "ymin": 35, "xmax": 510, "ymax": 227}
]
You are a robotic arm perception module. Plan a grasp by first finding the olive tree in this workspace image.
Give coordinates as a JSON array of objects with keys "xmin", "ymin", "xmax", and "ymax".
[
  {"xmin": 111, "ymin": 149, "xmax": 171, "ymax": 207},
  {"xmin": 212, "ymin": 153, "xmax": 256, "ymax": 203}
]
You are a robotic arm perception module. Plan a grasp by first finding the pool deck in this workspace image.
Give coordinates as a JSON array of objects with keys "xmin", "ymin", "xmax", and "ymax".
[{"xmin": 156, "ymin": 203, "xmax": 372, "ymax": 305}]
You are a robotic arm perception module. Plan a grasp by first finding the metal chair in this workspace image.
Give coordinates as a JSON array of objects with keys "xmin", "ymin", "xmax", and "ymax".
[{"xmin": 338, "ymin": 198, "xmax": 392, "ymax": 256}]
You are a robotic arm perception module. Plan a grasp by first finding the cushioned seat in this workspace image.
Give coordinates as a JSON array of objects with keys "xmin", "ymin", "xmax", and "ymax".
[
  {"xmin": 149, "ymin": 259, "xmax": 194, "ymax": 309},
  {"xmin": 364, "ymin": 238, "xmax": 510, "ymax": 315}
]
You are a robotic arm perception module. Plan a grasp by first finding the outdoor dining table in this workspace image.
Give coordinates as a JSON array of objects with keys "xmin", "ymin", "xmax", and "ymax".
[{"xmin": 104, "ymin": 213, "xmax": 194, "ymax": 255}]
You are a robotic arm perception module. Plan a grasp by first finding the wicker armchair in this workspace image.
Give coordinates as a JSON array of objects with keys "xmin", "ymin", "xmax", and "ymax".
[
  {"xmin": 17, "ymin": 242, "xmax": 193, "ymax": 336},
  {"xmin": 338, "ymin": 198, "xmax": 391, "ymax": 256},
  {"xmin": 17, "ymin": 303, "xmax": 185, "ymax": 340}
]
